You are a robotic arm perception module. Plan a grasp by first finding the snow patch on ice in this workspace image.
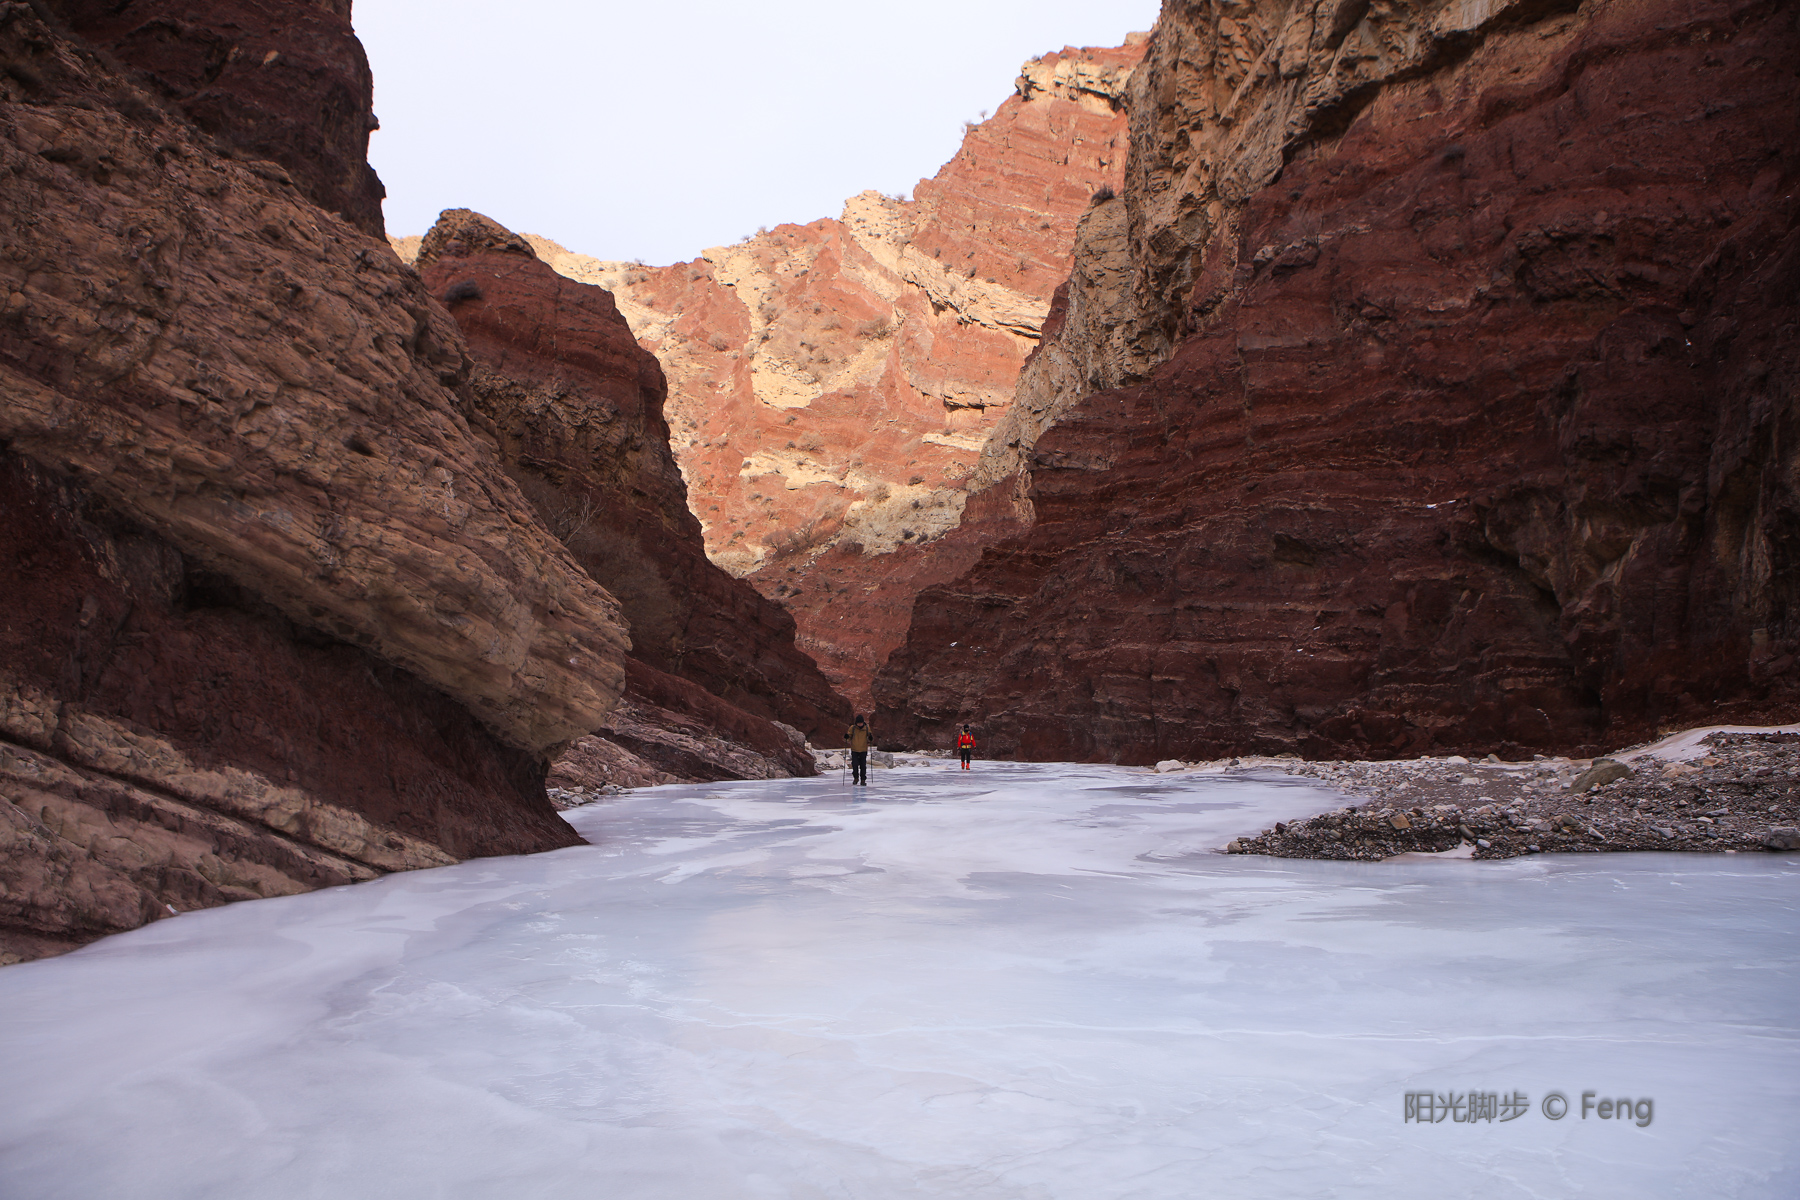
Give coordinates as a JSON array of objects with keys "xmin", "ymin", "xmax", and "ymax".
[{"xmin": 1616, "ymin": 722, "xmax": 1800, "ymax": 763}]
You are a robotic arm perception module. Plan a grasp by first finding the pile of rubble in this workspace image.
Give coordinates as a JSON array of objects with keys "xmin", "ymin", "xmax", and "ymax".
[
  {"xmin": 546, "ymin": 783, "xmax": 633, "ymax": 810},
  {"xmin": 1218, "ymin": 732, "xmax": 1800, "ymax": 860}
]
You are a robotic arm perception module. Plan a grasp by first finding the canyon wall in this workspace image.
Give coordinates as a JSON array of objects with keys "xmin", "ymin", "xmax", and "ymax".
[
  {"xmin": 46, "ymin": 0, "xmax": 386, "ymax": 235},
  {"xmin": 0, "ymin": 2, "xmax": 621, "ymax": 962},
  {"xmin": 876, "ymin": 0, "xmax": 1800, "ymax": 761},
  {"xmin": 519, "ymin": 40, "xmax": 1147, "ymax": 712},
  {"xmin": 412, "ymin": 208, "xmax": 845, "ymax": 779}
]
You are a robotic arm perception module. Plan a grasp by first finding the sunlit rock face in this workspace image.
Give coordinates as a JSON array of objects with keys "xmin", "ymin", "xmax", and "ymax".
[
  {"xmin": 876, "ymin": 0, "xmax": 1800, "ymax": 762},
  {"xmin": 413, "ymin": 210, "xmax": 849, "ymax": 771},
  {"xmin": 507, "ymin": 40, "xmax": 1147, "ymax": 712},
  {"xmin": 0, "ymin": 4, "xmax": 626, "ymax": 961}
]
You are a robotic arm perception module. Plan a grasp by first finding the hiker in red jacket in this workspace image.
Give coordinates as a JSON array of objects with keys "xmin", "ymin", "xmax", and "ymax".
[{"xmin": 957, "ymin": 725, "xmax": 976, "ymax": 770}]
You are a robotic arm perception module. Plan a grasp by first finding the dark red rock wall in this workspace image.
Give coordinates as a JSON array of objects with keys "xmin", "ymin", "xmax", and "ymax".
[
  {"xmin": 415, "ymin": 211, "xmax": 850, "ymax": 749},
  {"xmin": 876, "ymin": 0, "xmax": 1800, "ymax": 761},
  {"xmin": 774, "ymin": 490, "xmax": 1027, "ymax": 718},
  {"xmin": 46, "ymin": 0, "xmax": 385, "ymax": 235}
]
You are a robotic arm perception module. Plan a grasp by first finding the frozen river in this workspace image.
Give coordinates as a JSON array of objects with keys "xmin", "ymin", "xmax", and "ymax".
[{"xmin": 1, "ymin": 762, "xmax": 1795, "ymax": 1199}]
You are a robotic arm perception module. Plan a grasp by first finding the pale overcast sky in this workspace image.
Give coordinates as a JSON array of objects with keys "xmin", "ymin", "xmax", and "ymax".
[{"xmin": 356, "ymin": 0, "xmax": 1162, "ymax": 265}]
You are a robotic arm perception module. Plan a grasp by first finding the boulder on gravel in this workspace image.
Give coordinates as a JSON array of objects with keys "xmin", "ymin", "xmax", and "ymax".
[{"xmin": 1570, "ymin": 760, "xmax": 1632, "ymax": 793}]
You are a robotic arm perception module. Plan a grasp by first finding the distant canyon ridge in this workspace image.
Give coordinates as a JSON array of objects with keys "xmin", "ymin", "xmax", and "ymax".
[{"xmin": 394, "ymin": 39, "xmax": 1146, "ymax": 712}]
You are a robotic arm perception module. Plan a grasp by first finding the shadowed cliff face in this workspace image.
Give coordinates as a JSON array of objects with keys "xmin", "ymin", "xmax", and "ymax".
[
  {"xmin": 876, "ymin": 0, "xmax": 1800, "ymax": 761},
  {"xmin": 0, "ymin": 4, "xmax": 622, "ymax": 961},
  {"xmin": 47, "ymin": 0, "xmax": 386, "ymax": 235},
  {"xmin": 414, "ymin": 209, "xmax": 847, "ymax": 768}
]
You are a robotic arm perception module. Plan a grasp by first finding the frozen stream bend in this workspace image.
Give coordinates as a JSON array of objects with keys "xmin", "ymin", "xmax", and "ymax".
[{"xmin": 1, "ymin": 762, "xmax": 1795, "ymax": 1199}]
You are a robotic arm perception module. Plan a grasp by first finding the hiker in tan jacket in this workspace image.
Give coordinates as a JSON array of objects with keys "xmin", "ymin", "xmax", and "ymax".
[{"xmin": 845, "ymin": 715, "xmax": 872, "ymax": 785}]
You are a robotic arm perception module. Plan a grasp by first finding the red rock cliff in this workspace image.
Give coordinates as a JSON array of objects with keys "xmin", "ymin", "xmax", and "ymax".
[
  {"xmin": 0, "ymin": 3, "xmax": 625, "ymax": 962},
  {"xmin": 45, "ymin": 0, "xmax": 386, "ymax": 235},
  {"xmin": 876, "ymin": 0, "xmax": 1800, "ymax": 761},
  {"xmin": 508, "ymin": 40, "xmax": 1147, "ymax": 712},
  {"xmin": 414, "ymin": 209, "xmax": 847, "ymax": 776}
]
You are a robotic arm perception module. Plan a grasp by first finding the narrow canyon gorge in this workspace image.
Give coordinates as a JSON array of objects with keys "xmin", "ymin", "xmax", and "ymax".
[
  {"xmin": 2, "ymin": 1, "xmax": 1796, "ymax": 1188},
  {"xmin": 3, "ymin": 0, "xmax": 1796, "ymax": 965},
  {"xmin": 395, "ymin": 40, "xmax": 1148, "ymax": 713}
]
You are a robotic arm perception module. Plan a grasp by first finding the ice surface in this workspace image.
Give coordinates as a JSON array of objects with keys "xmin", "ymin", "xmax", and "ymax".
[{"xmin": 1, "ymin": 761, "xmax": 1796, "ymax": 1199}]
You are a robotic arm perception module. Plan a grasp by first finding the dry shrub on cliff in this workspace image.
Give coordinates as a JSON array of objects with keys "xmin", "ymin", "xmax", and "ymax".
[
  {"xmin": 767, "ymin": 518, "xmax": 831, "ymax": 563},
  {"xmin": 856, "ymin": 317, "xmax": 895, "ymax": 340},
  {"xmin": 539, "ymin": 487, "xmax": 603, "ymax": 544}
]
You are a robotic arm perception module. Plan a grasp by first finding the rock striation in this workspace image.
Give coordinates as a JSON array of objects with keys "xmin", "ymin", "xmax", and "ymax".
[
  {"xmin": 0, "ymin": 3, "xmax": 621, "ymax": 962},
  {"xmin": 877, "ymin": 0, "xmax": 1800, "ymax": 761},
  {"xmin": 45, "ymin": 0, "xmax": 387, "ymax": 235},
  {"xmin": 506, "ymin": 40, "xmax": 1146, "ymax": 712},
  {"xmin": 412, "ymin": 208, "xmax": 848, "ymax": 773}
]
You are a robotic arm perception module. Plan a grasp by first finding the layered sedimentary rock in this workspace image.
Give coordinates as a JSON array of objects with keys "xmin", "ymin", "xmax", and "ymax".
[
  {"xmin": 0, "ymin": 454, "xmax": 579, "ymax": 962},
  {"xmin": 877, "ymin": 0, "xmax": 1800, "ymax": 762},
  {"xmin": 412, "ymin": 210, "xmax": 847, "ymax": 776},
  {"xmin": 552, "ymin": 660, "xmax": 816, "ymax": 790},
  {"xmin": 0, "ymin": 3, "xmax": 621, "ymax": 961},
  {"xmin": 44, "ymin": 0, "xmax": 386, "ymax": 235},
  {"xmin": 514, "ymin": 40, "xmax": 1146, "ymax": 710}
]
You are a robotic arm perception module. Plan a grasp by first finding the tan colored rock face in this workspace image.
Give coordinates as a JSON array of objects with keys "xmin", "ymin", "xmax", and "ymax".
[
  {"xmin": 502, "ymin": 41, "xmax": 1145, "ymax": 710},
  {"xmin": 968, "ymin": 193, "xmax": 1138, "ymax": 513},
  {"xmin": 0, "ymin": 10, "xmax": 628, "ymax": 757},
  {"xmin": 0, "ymin": 6, "xmax": 614, "ymax": 961},
  {"xmin": 0, "ymin": 447, "xmax": 581, "ymax": 965},
  {"xmin": 876, "ymin": 0, "xmax": 1800, "ymax": 761}
]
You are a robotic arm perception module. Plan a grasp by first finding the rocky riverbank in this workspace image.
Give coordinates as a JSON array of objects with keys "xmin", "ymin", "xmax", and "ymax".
[{"xmin": 1218, "ymin": 730, "xmax": 1799, "ymax": 861}]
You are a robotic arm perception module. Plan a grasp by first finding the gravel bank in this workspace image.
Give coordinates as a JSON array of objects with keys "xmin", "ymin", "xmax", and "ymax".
[{"xmin": 1213, "ymin": 729, "xmax": 1800, "ymax": 861}]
